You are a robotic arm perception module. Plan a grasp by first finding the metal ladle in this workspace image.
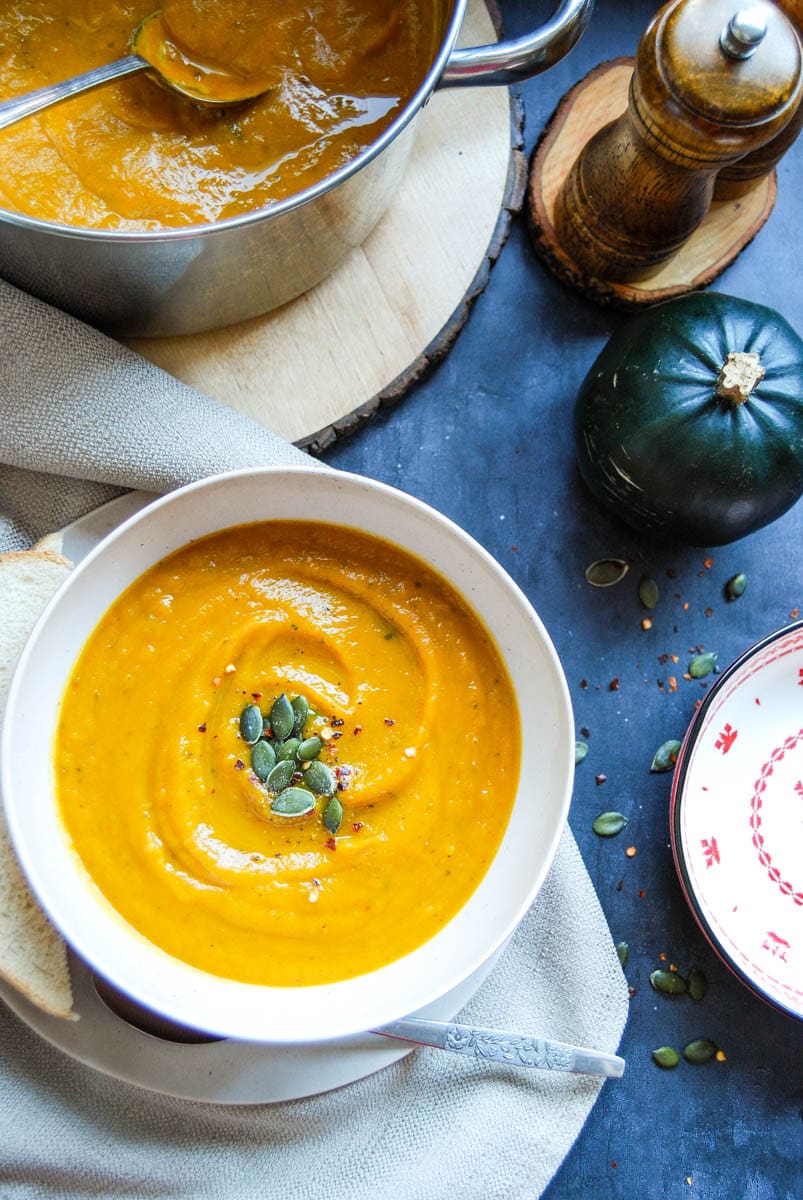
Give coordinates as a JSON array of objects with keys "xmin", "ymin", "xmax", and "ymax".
[{"xmin": 0, "ymin": 11, "xmax": 274, "ymax": 131}]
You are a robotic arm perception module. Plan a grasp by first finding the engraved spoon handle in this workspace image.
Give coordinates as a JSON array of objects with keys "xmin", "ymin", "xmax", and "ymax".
[
  {"xmin": 374, "ymin": 1017, "xmax": 625, "ymax": 1078},
  {"xmin": 0, "ymin": 55, "xmax": 146, "ymax": 131}
]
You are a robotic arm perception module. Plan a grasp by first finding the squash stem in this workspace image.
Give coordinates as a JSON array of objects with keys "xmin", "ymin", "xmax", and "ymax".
[{"xmin": 715, "ymin": 351, "xmax": 765, "ymax": 405}]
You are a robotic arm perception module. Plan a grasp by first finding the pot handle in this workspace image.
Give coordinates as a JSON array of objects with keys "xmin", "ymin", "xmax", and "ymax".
[{"xmin": 438, "ymin": 0, "xmax": 594, "ymax": 88}]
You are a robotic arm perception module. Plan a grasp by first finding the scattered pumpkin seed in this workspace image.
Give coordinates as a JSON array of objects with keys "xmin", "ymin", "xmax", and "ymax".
[
  {"xmin": 239, "ymin": 704, "xmax": 264, "ymax": 745},
  {"xmin": 585, "ymin": 558, "xmax": 630, "ymax": 588},
  {"xmin": 269, "ymin": 693, "xmax": 295, "ymax": 740},
  {"xmin": 270, "ymin": 787, "xmax": 316, "ymax": 817},
  {"xmin": 575, "ymin": 740, "xmax": 589, "ymax": 765},
  {"xmin": 277, "ymin": 737, "xmax": 301, "ymax": 762},
  {"xmin": 725, "ymin": 572, "xmax": 747, "ymax": 601},
  {"xmin": 652, "ymin": 1046, "xmax": 680, "ymax": 1070},
  {"xmin": 266, "ymin": 759, "xmax": 295, "ymax": 793},
  {"xmin": 250, "ymin": 739, "xmax": 276, "ymax": 781},
  {"xmin": 291, "ymin": 694, "xmax": 309, "ymax": 737},
  {"xmin": 688, "ymin": 966, "xmax": 708, "ymax": 1002},
  {"xmin": 305, "ymin": 760, "xmax": 336, "ymax": 796},
  {"xmin": 616, "ymin": 941, "xmax": 629, "ymax": 968},
  {"xmin": 649, "ymin": 969, "xmax": 688, "ymax": 996},
  {"xmin": 639, "ymin": 575, "xmax": 659, "ymax": 609},
  {"xmin": 322, "ymin": 794, "xmax": 343, "ymax": 835},
  {"xmin": 650, "ymin": 739, "xmax": 682, "ymax": 773},
  {"xmin": 683, "ymin": 1038, "xmax": 718, "ymax": 1065},
  {"xmin": 298, "ymin": 735, "xmax": 323, "ymax": 761},
  {"xmin": 689, "ymin": 651, "xmax": 718, "ymax": 679},
  {"xmin": 592, "ymin": 811, "xmax": 629, "ymax": 837}
]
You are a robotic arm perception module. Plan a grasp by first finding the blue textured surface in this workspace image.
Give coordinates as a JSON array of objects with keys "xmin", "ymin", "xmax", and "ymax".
[{"xmin": 325, "ymin": 2, "xmax": 803, "ymax": 1195}]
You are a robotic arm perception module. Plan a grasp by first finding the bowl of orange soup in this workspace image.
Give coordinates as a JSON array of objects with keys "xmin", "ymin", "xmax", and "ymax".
[{"xmin": 1, "ymin": 467, "xmax": 573, "ymax": 1042}]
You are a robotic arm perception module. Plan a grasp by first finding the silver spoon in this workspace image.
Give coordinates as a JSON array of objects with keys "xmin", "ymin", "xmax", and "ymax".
[
  {"xmin": 0, "ymin": 11, "xmax": 274, "ymax": 132},
  {"xmin": 374, "ymin": 1017, "xmax": 625, "ymax": 1078}
]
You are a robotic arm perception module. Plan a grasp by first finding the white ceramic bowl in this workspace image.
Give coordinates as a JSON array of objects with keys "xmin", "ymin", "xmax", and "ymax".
[
  {"xmin": 671, "ymin": 620, "xmax": 803, "ymax": 1022},
  {"xmin": 1, "ymin": 467, "xmax": 573, "ymax": 1042}
]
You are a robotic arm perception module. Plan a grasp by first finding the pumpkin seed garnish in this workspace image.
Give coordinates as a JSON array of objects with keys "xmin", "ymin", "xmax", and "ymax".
[
  {"xmin": 291, "ymin": 694, "xmax": 309, "ymax": 737},
  {"xmin": 298, "ymin": 735, "xmax": 323, "ymax": 761},
  {"xmin": 322, "ymin": 794, "xmax": 343, "ymax": 835},
  {"xmin": 271, "ymin": 787, "xmax": 316, "ymax": 817},
  {"xmin": 592, "ymin": 811, "xmax": 628, "ymax": 837},
  {"xmin": 585, "ymin": 558, "xmax": 629, "ymax": 588},
  {"xmin": 650, "ymin": 739, "xmax": 682, "ymax": 773},
  {"xmin": 689, "ymin": 651, "xmax": 718, "ymax": 679},
  {"xmin": 305, "ymin": 760, "xmax": 336, "ymax": 796},
  {"xmin": 652, "ymin": 1046, "xmax": 680, "ymax": 1070},
  {"xmin": 616, "ymin": 941, "xmax": 629, "ymax": 968},
  {"xmin": 725, "ymin": 572, "xmax": 747, "ymax": 601},
  {"xmin": 269, "ymin": 693, "xmax": 295, "ymax": 741},
  {"xmin": 649, "ymin": 969, "xmax": 688, "ymax": 996},
  {"xmin": 575, "ymin": 740, "xmax": 589, "ymax": 765},
  {"xmin": 277, "ymin": 737, "xmax": 300, "ymax": 762},
  {"xmin": 683, "ymin": 1038, "xmax": 718, "ymax": 1065},
  {"xmin": 250, "ymin": 739, "xmax": 276, "ymax": 781},
  {"xmin": 266, "ymin": 759, "xmax": 295, "ymax": 793},
  {"xmin": 639, "ymin": 575, "xmax": 659, "ymax": 609},
  {"xmin": 688, "ymin": 966, "xmax": 708, "ymax": 1002},
  {"xmin": 239, "ymin": 703, "xmax": 264, "ymax": 745}
]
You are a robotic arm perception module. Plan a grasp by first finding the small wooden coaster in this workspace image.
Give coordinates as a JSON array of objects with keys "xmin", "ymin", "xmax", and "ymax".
[
  {"xmin": 526, "ymin": 57, "xmax": 777, "ymax": 310},
  {"xmin": 126, "ymin": 0, "xmax": 525, "ymax": 453}
]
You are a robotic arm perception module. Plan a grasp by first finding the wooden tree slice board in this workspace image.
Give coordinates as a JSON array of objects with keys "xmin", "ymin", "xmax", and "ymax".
[
  {"xmin": 526, "ymin": 58, "xmax": 777, "ymax": 311},
  {"xmin": 125, "ymin": 0, "xmax": 525, "ymax": 452}
]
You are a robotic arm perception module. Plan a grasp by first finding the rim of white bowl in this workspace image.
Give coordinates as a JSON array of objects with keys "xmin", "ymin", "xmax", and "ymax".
[
  {"xmin": 1, "ymin": 466, "xmax": 574, "ymax": 1043},
  {"xmin": 670, "ymin": 619, "xmax": 803, "ymax": 1024}
]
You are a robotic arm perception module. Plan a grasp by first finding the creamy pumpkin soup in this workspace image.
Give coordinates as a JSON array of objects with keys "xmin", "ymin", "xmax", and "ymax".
[
  {"xmin": 56, "ymin": 522, "xmax": 520, "ymax": 987},
  {"xmin": 0, "ymin": 0, "xmax": 446, "ymax": 228}
]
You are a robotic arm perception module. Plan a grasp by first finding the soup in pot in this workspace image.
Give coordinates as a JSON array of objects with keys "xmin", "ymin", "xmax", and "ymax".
[{"xmin": 0, "ymin": 0, "xmax": 447, "ymax": 228}]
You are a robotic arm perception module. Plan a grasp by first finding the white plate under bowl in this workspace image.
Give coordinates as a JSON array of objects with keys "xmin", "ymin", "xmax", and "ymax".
[
  {"xmin": 671, "ymin": 620, "xmax": 803, "ymax": 1022},
  {"xmin": 2, "ymin": 469, "xmax": 574, "ymax": 1048}
]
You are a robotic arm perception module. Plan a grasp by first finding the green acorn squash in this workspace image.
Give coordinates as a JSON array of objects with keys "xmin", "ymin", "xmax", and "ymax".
[{"xmin": 574, "ymin": 292, "xmax": 803, "ymax": 545}]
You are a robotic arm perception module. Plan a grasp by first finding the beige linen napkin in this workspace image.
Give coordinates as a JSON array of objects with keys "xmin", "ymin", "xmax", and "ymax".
[{"xmin": 0, "ymin": 279, "xmax": 628, "ymax": 1200}]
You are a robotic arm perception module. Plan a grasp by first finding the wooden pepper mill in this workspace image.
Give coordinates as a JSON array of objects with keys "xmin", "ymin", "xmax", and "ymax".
[
  {"xmin": 715, "ymin": 0, "xmax": 803, "ymax": 197},
  {"xmin": 554, "ymin": 0, "xmax": 802, "ymax": 282}
]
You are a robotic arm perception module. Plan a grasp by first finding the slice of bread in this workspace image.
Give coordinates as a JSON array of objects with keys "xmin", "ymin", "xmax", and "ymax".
[{"xmin": 0, "ymin": 547, "xmax": 76, "ymax": 1019}]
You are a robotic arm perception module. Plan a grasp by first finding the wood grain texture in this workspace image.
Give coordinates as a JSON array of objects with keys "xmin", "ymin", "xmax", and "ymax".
[
  {"xmin": 126, "ymin": 0, "xmax": 524, "ymax": 452},
  {"xmin": 527, "ymin": 58, "xmax": 777, "ymax": 310}
]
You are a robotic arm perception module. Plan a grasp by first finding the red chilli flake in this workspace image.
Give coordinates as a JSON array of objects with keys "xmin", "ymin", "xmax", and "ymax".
[
  {"xmin": 384, "ymin": 717, "xmax": 395, "ymax": 727},
  {"xmin": 234, "ymin": 759, "xmax": 245, "ymax": 771},
  {"xmin": 353, "ymin": 725, "xmax": 363, "ymax": 735},
  {"xmin": 352, "ymin": 821, "xmax": 364, "ymax": 832},
  {"xmin": 595, "ymin": 773, "xmax": 607, "ymax": 786},
  {"xmin": 325, "ymin": 837, "xmax": 337, "ymax": 852},
  {"xmin": 251, "ymin": 692, "xmax": 263, "ymax": 700},
  {"xmin": 609, "ymin": 678, "xmax": 620, "ymax": 692},
  {"xmin": 331, "ymin": 718, "xmax": 345, "ymax": 728},
  {"xmin": 197, "ymin": 723, "xmax": 207, "ymax": 733}
]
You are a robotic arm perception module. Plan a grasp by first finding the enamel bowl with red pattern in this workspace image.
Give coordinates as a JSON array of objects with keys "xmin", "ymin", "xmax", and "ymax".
[{"xmin": 670, "ymin": 620, "xmax": 803, "ymax": 1021}]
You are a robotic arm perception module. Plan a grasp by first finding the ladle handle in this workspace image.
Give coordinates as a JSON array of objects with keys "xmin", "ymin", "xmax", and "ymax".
[
  {"xmin": 374, "ymin": 1016, "xmax": 625, "ymax": 1078},
  {"xmin": 439, "ymin": 0, "xmax": 594, "ymax": 88},
  {"xmin": 0, "ymin": 54, "xmax": 146, "ymax": 131}
]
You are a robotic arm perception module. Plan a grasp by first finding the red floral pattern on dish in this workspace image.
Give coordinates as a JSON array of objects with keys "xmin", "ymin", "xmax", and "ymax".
[{"xmin": 750, "ymin": 731, "xmax": 803, "ymax": 907}]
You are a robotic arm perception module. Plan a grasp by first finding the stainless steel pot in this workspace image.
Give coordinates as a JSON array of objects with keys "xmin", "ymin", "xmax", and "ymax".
[{"xmin": 0, "ymin": 0, "xmax": 593, "ymax": 336}]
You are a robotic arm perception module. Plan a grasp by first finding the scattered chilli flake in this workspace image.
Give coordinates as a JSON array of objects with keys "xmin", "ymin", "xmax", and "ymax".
[
  {"xmin": 595, "ymin": 774, "xmax": 607, "ymax": 786},
  {"xmin": 353, "ymin": 725, "xmax": 363, "ymax": 735},
  {"xmin": 325, "ymin": 837, "xmax": 337, "ymax": 851},
  {"xmin": 609, "ymin": 678, "xmax": 620, "ymax": 691},
  {"xmin": 668, "ymin": 676, "xmax": 678, "ymax": 692},
  {"xmin": 234, "ymin": 759, "xmax": 245, "ymax": 771},
  {"xmin": 384, "ymin": 717, "xmax": 395, "ymax": 726},
  {"xmin": 792, "ymin": 608, "xmax": 800, "ymax": 619},
  {"xmin": 703, "ymin": 558, "xmax": 714, "ymax": 569},
  {"xmin": 198, "ymin": 723, "xmax": 207, "ymax": 733},
  {"xmin": 352, "ymin": 821, "xmax": 364, "ymax": 832}
]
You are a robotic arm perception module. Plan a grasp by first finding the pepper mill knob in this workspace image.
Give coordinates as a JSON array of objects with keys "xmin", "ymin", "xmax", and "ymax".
[
  {"xmin": 554, "ymin": 0, "xmax": 802, "ymax": 281},
  {"xmin": 720, "ymin": 7, "xmax": 769, "ymax": 57}
]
